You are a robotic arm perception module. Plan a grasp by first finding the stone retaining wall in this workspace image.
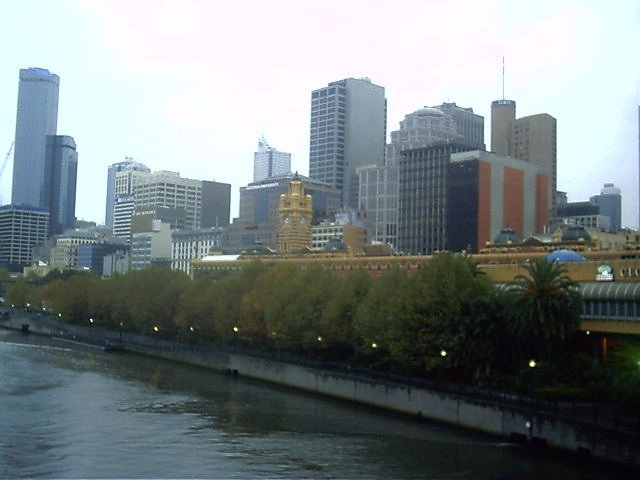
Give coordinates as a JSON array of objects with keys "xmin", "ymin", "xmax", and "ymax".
[{"xmin": 3, "ymin": 312, "xmax": 639, "ymax": 467}]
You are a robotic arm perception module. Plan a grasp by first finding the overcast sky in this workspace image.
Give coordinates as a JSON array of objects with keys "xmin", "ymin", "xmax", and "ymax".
[{"xmin": 1, "ymin": 0, "xmax": 638, "ymax": 228}]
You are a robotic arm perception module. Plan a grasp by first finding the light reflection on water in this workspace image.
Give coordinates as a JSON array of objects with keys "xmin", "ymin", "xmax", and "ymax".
[{"xmin": 0, "ymin": 329, "xmax": 636, "ymax": 479}]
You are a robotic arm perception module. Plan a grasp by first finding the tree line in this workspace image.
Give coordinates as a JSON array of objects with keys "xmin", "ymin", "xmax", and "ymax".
[{"xmin": 3, "ymin": 253, "xmax": 639, "ymax": 406}]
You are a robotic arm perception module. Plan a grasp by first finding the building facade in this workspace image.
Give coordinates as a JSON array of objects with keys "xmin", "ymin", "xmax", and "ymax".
[
  {"xmin": 311, "ymin": 222, "xmax": 365, "ymax": 254},
  {"xmin": 171, "ymin": 227, "xmax": 224, "ymax": 274},
  {"xmin": 557, "ymin": 201, "xmax": 611, "ymax": 232},
  {"xmin": 239, "ymin": 173, "xmax": 341, "ymax": 226},
  {"xmin": 253, "ymin": 137, "xmax": 291, "ymax": 183},
  {"xmin": 130, "ymin": 220, "xmax": 171, "ymax": 270},
  {"xmin": 12, "ymin": 68, "xmax": 60, "ymax": 207},
  {"xmin": 113, "ymin": 195, "xmax": 135, "ymax": 242},
  {"xmin": 446, "ymin": 150, "xmax": 550, "ymax": 253},
  {"xmin": 309, "ymin": 77, "xmax": 386, "ymax": 209},
  {"xmin": 0, "ymin": 205, "xmax": 49, "ymax": 271},
  {"xmin": 357, "ymin": 164, "xmax": 399, "ymax": 247},
  {"xmin": 76, "ymin": 241, "xmax": 129, "ymax": 275},
  {"xmin": 45, "ymin": 135, "xmax": 77, "ymax": 235},
  {"xmin": 397, "ymin": 142, "xmax": 478, "ymax": 255},
  {"xmin": 490, "ymin": 99, "xmax": 557, "ymax": 219},
  {"xmin": 105, "ymin": 158, "xmax": 150, "ymax": 229},
  {"xmin": 591, "ymin": 183, "xmax": 622, "ymax": 232},
  {"xmin": 277, "ymin": 176, "xmax": 313, "ymax": 253},
  {"xmin": 49, "ymin": 232, "xmax": 98, "ymax": 270},
  {"xmin": 201, "ymin": 180, "xmax": 231, "ymax": 228},
  {"xmin": 127, "ymin": 171, "xmax": 201, "ymax": 230},
  {"xmin": 433, "ymin": 102, "xmax": 485, "ymax": 150},
  {"xmin": 360, "ymin": 103, "xmax": 484, "ymax": 249}
]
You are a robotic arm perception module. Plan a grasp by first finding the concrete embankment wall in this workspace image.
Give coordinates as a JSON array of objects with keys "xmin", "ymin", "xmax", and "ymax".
[
  {"xmin": 125, "ymin": 343, "xmax": 640, "ymax": 467},
  {"xmin": 3, "ymin": 313, "xmax": 639, "ymax": 467}
]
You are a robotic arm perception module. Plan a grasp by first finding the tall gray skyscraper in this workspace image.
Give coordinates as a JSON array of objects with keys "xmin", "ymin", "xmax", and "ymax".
[
  {"xmin": 105, "ymin": 158, "xmax": 150, "ymax": 229},
  {"xmin": 309, "ymin": 77, "xmax": 386, "ymax": 209},
  {"xmin": 253, "ymin": 137, "xmax": 291, "ymax": 182},
  {"xmin": 45, "ymin": 135, "xmax": 77, "ymax": 234},
  {"xmin": 12, "ymin": 68, "xmax": 60, "ymax": 206}
]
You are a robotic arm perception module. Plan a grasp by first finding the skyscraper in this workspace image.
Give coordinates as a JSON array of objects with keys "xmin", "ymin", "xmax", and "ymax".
[
  {"xmin": 12, "ymin": 68, "xmax": 59, "ymax": 207},
  {"xmin": 362, "ymin": 103, "xmax": 484, "ymax": 249},
  {"xmin": 105, "ymin": 158, "xmax": 150, "ymax": 229},
  {"xmin": 253, "ymin": 137, "xmax": 291, "ymax": 182},
  {"xmin": 45, "ymin": 135, "xmax": 77, "ymax": 234},
  {"xmin": 397, "ymin": 141, "xmax": 478, "ymax": 255},
  {"xmin": 590, "ymin": 183, "xmax": 622, "ymax": 232},
  {"xmin": 309, "ymin": 77, "xmax": 386, "ymax": 209},
  {"xmin": 490, "ymin": 99, "xmax": 557, "ymax": 220}
]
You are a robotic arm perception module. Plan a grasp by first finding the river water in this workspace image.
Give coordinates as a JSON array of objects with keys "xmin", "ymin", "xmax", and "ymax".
[{"xmin": 0, "ymin": 329, "xmax": 636, "ymax": 479}]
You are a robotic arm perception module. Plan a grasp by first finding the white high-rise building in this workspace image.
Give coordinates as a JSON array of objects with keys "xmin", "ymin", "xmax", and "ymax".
[
  {"xmin": 253, "ymin": 137, "xmax": 291, "ymax": 182},
  {"xmin": 105, "ymin": 158, "xmax": 150, "ymax": 229},
  {"xmin": 113, "ymin": 195, "xmax": 135, "ymax": 242},
  {"xmin": 127, "ymin": 170, "xmax": 202, "ymax": 230}
]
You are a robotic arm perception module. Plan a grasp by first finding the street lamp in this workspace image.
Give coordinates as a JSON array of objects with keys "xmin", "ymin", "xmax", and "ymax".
[
  {"xmin": 440, "ymin": 349, "xmax": 448, "ymax": 358},
  {"xmin": 371, "ymin": 342, "xmax": 378, "ymax": 349},
  {"xmin": 528, "ymin": 359, "xmax": 537, "ymax": 368},
  {"xmin": 232, "ymin": 326, "xmax": 239, "ymax": 333},
  {"xmin": 119, "ymin": 322, "xmax": 124, "ymax": 342},
  {"xmin": 153, "ymin": 325, "xmax": 159, "ymax": 347},
  {"xmin": 89, "ymin": 318, "xmax": 94, "ymax": 338}
]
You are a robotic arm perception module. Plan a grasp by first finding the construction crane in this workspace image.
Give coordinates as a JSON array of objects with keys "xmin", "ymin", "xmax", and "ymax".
[
  {"xmin": 0, "ymin": 141, "xmax": 14, "ymax": 205},
  {"xmin": 1, "ymin": 141, "xmax": 14, "ymax": 180}
]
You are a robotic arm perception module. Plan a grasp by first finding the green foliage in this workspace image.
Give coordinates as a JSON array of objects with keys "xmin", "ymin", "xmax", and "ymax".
[
  {"xmin": 510, "ymin": 259, "xmax": 582, "ymax": 362},
  {"xmin": 4, "ymin": 277, "xmax": 31, "ymax": 307},
  {"xmin": 26, "ymin": 255, "xmax": 638, "ymax": 410}
]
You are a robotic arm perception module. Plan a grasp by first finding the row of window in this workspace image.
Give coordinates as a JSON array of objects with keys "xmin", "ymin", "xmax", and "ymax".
[{"xmin": 583, "ymin": 301, "xmax": 640, "ymax": 319}]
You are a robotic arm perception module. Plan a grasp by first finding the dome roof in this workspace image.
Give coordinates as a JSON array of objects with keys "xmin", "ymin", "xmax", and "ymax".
[
  {"xmin": 323, "ymin": 238, "xmax": 347, "ymax": 252},
  {"xmin": 412, "ymin": 107, "xmax": 444, "ymax": 117},
  {"xmin": 545, "ymin": 249, "xmax": 586, "ymax": 263},
  {"xmin": 493, "ymin": 227, "xmax": 522, "ymax": 244},
  {"xmin": 561, "ymin": 225, "xmax": 591, "ymax": 242}
]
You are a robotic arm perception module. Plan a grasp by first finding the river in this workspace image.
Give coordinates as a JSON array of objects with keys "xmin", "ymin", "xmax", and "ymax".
[{"xmin": 0, "ymin": 329, "xmax": 636, "ymax": 479}]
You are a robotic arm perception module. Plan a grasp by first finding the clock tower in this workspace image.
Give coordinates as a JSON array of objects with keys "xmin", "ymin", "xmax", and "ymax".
[{"xmin": 278, "ymin": 175, "xmax": 313, "ymax": 253}]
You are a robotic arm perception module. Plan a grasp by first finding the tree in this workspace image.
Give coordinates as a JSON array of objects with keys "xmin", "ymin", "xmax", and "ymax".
[
  {"xmin": 4, "ymin": 277, "xmax": 31, "ymax": 307},
  {"xmin": 319, "ymin": 269, "xmax": 372, "ymax": 359},
  {"xmin": 510, "ymin": 258, "xmax": 582, "ymax": 362}
]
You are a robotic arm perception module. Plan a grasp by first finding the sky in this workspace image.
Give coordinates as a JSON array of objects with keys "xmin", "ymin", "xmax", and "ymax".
[{"xmin": 0, "ymin": 0, "xmax": 638, "ymax": 228}]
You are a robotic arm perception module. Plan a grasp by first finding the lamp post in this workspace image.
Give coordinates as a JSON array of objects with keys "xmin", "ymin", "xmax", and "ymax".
[
  {"xmin": 119, "ymin": 322, "xmax": 124, "ymax": 343},
  {"xmin": 153, "ymin": 325, "xmax": 159, "ymax": 347},
  {"xmin": 89, "ymin": 318, "xmax": 94, "ymax": 338},
  {"xmin": 58, "ymin": 313, "xmax": 62, "ymax": 334}
]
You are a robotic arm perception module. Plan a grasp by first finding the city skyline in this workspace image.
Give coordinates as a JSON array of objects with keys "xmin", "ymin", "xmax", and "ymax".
[{"xmin": 0, "ymin": 0, "xmax": 638, "ymax": 228}]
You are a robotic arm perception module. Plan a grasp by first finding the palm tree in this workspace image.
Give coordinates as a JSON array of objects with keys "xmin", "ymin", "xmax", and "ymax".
[{"xmin": 511, "ymin": 258, "xmax": 583, "ymax": 361}]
